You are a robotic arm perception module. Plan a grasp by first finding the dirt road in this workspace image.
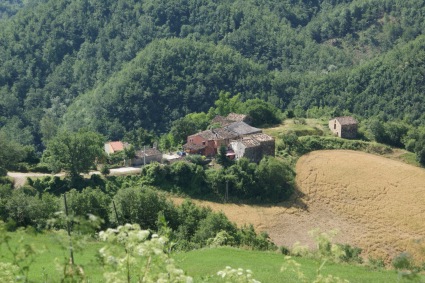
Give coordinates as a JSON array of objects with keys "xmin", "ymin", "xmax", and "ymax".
[{"xmin": 7, "ymin": 167, "xmax": 142, "ymax": 187}]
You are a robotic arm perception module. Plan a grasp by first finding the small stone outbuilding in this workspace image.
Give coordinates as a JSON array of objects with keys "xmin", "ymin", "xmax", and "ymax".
[
  {"xmin": 230, "ymin": 133, "xmax": 275, "ymax": 163},
  {"xmin": 133, "ymin": 148, "xmax": 162, "ymax": 166},
  {"xmin": 329, "ymin": 116, "xmax": 358, "ymax": 139}
]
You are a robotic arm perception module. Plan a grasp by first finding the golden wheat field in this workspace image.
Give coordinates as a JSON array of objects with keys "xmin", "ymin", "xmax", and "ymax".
[{"xmin": 173, "ymin": 150, "xmax": 425, "ymax": 262}]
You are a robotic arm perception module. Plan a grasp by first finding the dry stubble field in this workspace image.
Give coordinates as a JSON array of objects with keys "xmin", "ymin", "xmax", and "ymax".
[{"xmin": 173, "ymin": 150, "xmax": 425, "ymax": 262}]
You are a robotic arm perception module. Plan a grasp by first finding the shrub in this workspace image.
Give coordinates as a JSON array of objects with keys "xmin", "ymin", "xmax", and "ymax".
[
  {"xmin": 236, "ymin": 225, "xmax": 276, "ymax": 251},
  {"xmin": 65, "ymin": 188, "xmax": 112, "ymax": 229},
  {"xmin": 392, "ymin": 252, "xmax": 413, "ymax": 270},
  {"xmin": 207, "ymin": 230, "xmax": 236, "ymax": 247},
  {"xmin": 337, "ymin": 244, "xmax": 363, "ymax": 263},
  {"xmin": 100, "ymin": 165, "xmax": 110, "ymax": 176},
  {"xmin": 280, "ymin": 246, "xmax": 290, "ymax": 255},
  {"xmin": 291, "ymin": 242, "xmax": 309, "ymax": 257},
  {"xmin": 367, "ymin": 257, "xmax": 385, "ymax": 270},
  {"xmin": 193, "ymin": 212, "xmax": 237, "ymax": 246},
  {"xmin": 111, "ymin": 186, "xmax": 178, "ymax": 231},
  {"xmin": 255, "ymin": 156, "xmax": 295, "ymax": 201},
  {"xmin": 28, "ymin": 164, "xmax": 51, "ymax": 173}
]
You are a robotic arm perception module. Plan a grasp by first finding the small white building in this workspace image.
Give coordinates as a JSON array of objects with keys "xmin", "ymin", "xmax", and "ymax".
[
  {"xmin": 329, "ymin": 116, "xmax": 358, "ymax": 139},
  {"xmin": 104, "ymin": 141, "xmax": 130, "ymax": 155}
]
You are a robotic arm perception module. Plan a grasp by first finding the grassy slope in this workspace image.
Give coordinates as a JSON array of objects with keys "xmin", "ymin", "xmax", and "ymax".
[
  {"xmin": 0, "ymin": 230, "xmax": 104, "ymax": 282},
  {"xmin": 173, "ymin": 247, "xmax": 416, "ymax": 283},
  {"xmin": 263, "ymin": 118, "xmax": 328, "ymax": 138},
  {"xmin": 1, "ymin": 231, "xmax": 419, "ymax": 282}
]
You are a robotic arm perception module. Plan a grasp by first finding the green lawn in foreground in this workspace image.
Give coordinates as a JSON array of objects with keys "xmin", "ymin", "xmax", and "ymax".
[
  {"xmin": 2, "ymin": 231, "xmax": 423, "ymax": 283},
  {"xmin": 173, "ymin": 247, "xmax": 421, "ymax": 283},
  {"xmin": 0, "ymin": 229, "xmax": 104, "ymax": 282}
]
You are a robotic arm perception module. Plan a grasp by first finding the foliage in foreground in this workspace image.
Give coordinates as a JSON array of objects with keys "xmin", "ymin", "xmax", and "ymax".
[
  {"xmin": 98, "ymin": 224, "xmax": 192, "ymax": 283},
  {"xmin": 0, "ymin": 182, "xmax": 276, "ymax": 252},
  {"xmin": 3, "ymin": 223, "xmax": 425, "ymax": 283}
]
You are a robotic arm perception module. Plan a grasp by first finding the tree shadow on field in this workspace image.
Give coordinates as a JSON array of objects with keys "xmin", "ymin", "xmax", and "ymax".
[
  {"xmin": 283, "ymin": 185, "xmax": 309, "ymax": 211},
  {"xmin": 223, "ymin": 185, "xmax": 310, "ymax": 212},
  {"xmin": 253, "ymin": 185, "xmax": 310, "ymax": 211}
]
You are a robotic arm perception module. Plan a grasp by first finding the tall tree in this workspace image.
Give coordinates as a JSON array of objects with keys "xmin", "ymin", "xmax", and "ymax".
[
  {"xmin": 42, "ymin": 130, "xmax": 104, "ymax": 183},
  {"xmin": 0, "ymin": 132, "xmax": 26, "ymax": 175}
]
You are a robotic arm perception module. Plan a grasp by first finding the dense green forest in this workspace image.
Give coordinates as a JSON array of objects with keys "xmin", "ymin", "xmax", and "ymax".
[
  {"xmin": 0, "ymin": 0, "xmax": 25, "ymax": 19},
  {"xmin": 1, "ymin": 0, "xmax": 425, "ymax": 151}
]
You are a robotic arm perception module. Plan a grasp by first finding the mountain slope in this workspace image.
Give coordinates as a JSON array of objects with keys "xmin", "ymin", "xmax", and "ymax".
[
  {"xmin": 1, "ymin": 0, "xmax": 425, "ymax": 147},
  {"xmin": 63, "ymin": 38, "xmax": 270, "ymax": 138}
]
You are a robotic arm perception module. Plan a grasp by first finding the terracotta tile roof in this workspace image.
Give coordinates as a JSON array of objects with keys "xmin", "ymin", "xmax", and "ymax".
[
  {"xmin": 224, "ymin": 121, "xmax": 262, "ymax": 136},
  {"xmin": 106, "ymin": 141, "xmax": 130, "ymax": 153},
  {"xmin": 109, "ymin": 141, "xmax": 124, "ymax": 151},
  {"xmin": 333, "ymin": 116, "xmax": 358, "ymax": 125}
]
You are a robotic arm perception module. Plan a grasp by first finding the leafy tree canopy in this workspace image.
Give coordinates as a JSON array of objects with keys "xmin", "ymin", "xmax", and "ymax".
[
  {"xmin": 0, "ymin": 132, "xmax": 26, "ymax": 175},
  {"xmin": 42, "ymin": 130, "xmax": 104, "ymax": 182},
  {"xmin": 1, "ymin": 0, "xmax": 425, "ymax": 149}
]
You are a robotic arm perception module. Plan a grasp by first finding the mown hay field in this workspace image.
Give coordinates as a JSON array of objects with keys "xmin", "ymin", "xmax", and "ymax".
[{"xmin": 173, "ymin": 150, "xmax": 425, "ymax": 263}]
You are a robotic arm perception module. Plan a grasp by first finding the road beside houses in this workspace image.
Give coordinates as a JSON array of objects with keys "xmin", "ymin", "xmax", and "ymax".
[{"xmin": 7, "ymin": 166, "xmax": 142, "ymax": 188}]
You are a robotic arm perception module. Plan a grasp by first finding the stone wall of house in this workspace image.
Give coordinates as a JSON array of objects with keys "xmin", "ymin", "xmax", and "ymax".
[
  {"xmin": 340, "ymin": 124, "xmax": 357, "ymax": 139},
  {"xmin": 244, "ymin": 146, "xmax": 263, "ymax": 163},
  {"xmin": 329, "ymin": 119, "xmax": 342, "ymax": 137},
  {"xmin": 259, "ymin": 140, "xmax": 275, "ymax": 157},
  {"xmin": 132, "ymin": 154, "xmax": 163, "ymax": 166},
  {"xmin": 329, "ymin": 119, "xmax": 358, "ymax": 139},
  {"xmin": 187, "ymin": 134, "xmax": 216, "ymax": 156},
  {"xmin": 230, "ymin": 137, "xmax": 275, "ymax": 163}
]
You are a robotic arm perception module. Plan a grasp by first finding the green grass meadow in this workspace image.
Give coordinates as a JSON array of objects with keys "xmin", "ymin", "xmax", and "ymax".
[
  {"xmin": 1, "ymin": 231, "xmax": 422, "ymax": 282},
  {"xmin": 0, "ymin": 230, "xmax": 104, "ymax": 282},
  {"xmin": 174, "ymin": 247, "xmax": 421, "ymax": 283}
]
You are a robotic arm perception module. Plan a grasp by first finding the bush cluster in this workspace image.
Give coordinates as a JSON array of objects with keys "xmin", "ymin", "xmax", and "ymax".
[
  {"xmin": 279, "ymin": 134, "xmax": 392, "ymax": 157},
  {"xmin": 0, "ymin": 181, "xmax": 276, "ymax": 252},
  {"xmin": 140, "ymin": 156, "xmax": 295, "ymax": 202}
]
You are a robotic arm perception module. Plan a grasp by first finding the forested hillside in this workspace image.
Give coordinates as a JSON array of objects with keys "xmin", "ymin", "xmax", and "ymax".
[
  {"xmin": 1, "ymin": 0, "xmax": 425, "ymax": 150},
  {"xmin": 0, "ymin": 0, "xmax": 26, "ymax": 19}
]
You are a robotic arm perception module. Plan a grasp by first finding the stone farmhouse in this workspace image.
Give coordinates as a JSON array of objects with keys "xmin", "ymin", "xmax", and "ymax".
[
  {"xmin": 329, "ymin": 116, "xmax": 358, "ymax": 139},
  {"xmin": 132, "ymin": 148, "xmax": 162, "ymax": 166},
  {"xmin": 183, "ymin": 121, "xmax": 275, "ymax": 162},
  {"xmin": 230, "ymin": 133, "xmax": 275, "ymax": 163},
  {"xmin": 183, "ymin": 127, "xmax": 238, "ymax": 156}
]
